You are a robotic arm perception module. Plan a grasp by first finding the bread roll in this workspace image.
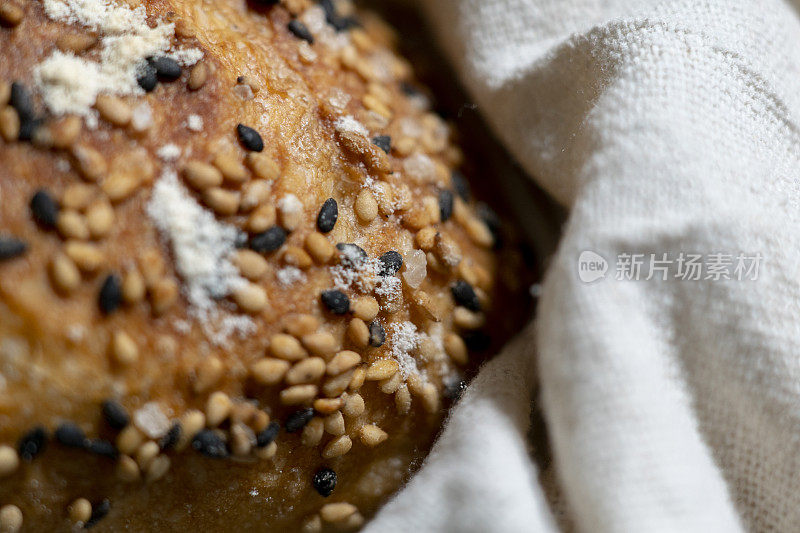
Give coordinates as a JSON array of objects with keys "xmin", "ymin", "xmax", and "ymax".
[{"xmin": 0, "ymin": 0, "xmax": 507, "ymax": 530}]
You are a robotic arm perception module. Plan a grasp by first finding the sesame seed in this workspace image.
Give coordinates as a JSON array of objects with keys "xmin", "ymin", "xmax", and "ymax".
[
  {"xmin": 359, "ymin": 424, "xmax": 388, "ymax": 446},
  {"xmin": 193, "ymin": 356, "xmax": 224, "ymax": 393},
  {"xmin": 336, "ymin": 243, "xmax": 368, "ymax": 267},
  {"xmin": 288, "ymin": 19, "xmax": 314, "ymax": 43},
  {"xmin": 439, "ymin": 189, "xmax": 454, "ymax": 222},
  {"xmin": 444, "ymin": 378, "xmax": 467, "ymax": 401},
  {"xmin": 368, "ymin": 321, "xmax": 385, "ymax": 347},
  {"xmin": 320, "ymin": 289, "xmax": 350, "ymax": 315},
  {"xmin": 0, "ymin": 445, "xmax": 20, "ymax": 477},
  {"xmin": 378, "ymin": 250, "xmax": 403, "ymax": 276},
  {"xmin": 99, "ymin": 273, "xmax": 123, "ymax": 314},
  {"xmin": 145, "ymin": 454, "xmax": 170, "ymax": 482},
  {"xmin": 313, "ymin": 467, "xmax": 337, "ymax": 497},
  {"xmin": 135, "ymin": 441, "xmax": 159, "ymax": 469},
  {"xmin": 150, "ymin": 56, "xmax": 181, "ymax": 81},
  {"xmin": 213, "ymin": 151, "xmax": 249, "ymax": 183},
  {"xmin": 342, "ymin": 394, "xmax": 365, "ymax": 417},
  {"xmin": 56, "ymin": 33, "xmax": 97, "ymax": 53},
  {"xmin": 454, "ymin": 306, "xmax": 485, "ymax": 330},
  {"xmin": 323, "ymin": 411, "xmax": 345, "ymax": 436},
  {"xmin": 0, "ymin": 236, "xmax": 27, "ymax": 260},
  {"xmin": 102, "ymin": 400, "xmax": 129, "ymax": 430},
  {"xmin": 286, "ymin": 357, "xmax": 326, "ymax": 385},
  {"xmin": 68, "ymin": 498, "xmax": 92, "ymax": 524},
  {"xmin": 301, "ymin": 417, "xmax": 324, "ymax": 447},
  {"xmin": 249, "ymin": 226, "xmax": 286, "ymax": 253},
  {"xmin": 320, "ymin": 502, "xmax": 357, "ymax": 523},
  {"xmin": 54, "ymin": 422, "xmax": 86, "ymax": 448},
  {"xmin": 300, "ymin": 332, "xmax": 338, "ymax": 357},
  {"xmin": 285, "ymin": 407, "xmax": 315, "ymax": 433},
  {"xmin": 205, "ymin": 391, "xmax": 232, "ymax": 427},
  {"xmin": 371, "ymin": 135, "xmax": 391, "ymax": 154},
  {"xmin": 322, "ymin": 435, "xmax": 352, "ymax": 459},
  {"xmin": 252, "ymin": 358, "xmax": 291, "ymax": 384},
  {"xmin": 0, "ymin": 2, "xmax": 23, "ymax": 27},
  {"xmin": 354, "ymin": 189, "xmax": 378, "ymax": 223},
  {"xmin": 237, "ymin": 123, "xmax": 264, "ymax": 152},
  {"xmin": 269, "ymin": 333, "xmax": 308, "ymax": 360},
  {"xmin": 320, "ymin": 0, "xmax": 358, "ymax": 31},
  {"xmin": 187, "ymin": 62, "xmax": 209, "ymax": 90},
  {"xmin": 95, "ymin": 94, "xmax": 132, "ymax": 127},
  {"xmin": 327, "ymin": 350, "xmax": 360, "ymax": 376},
  {"xmin": 351, "ymin": 296, "xmax": 379, "ymax": 321},
  {"xmin": 316, "ymin": 198, "xmax": 338, "ymax": 233},
  {"xmin": 30, "ymin": 189, "xmax": 59, "ymax": 228},
  {"xmin": 305, "ymin": 232, "xmax": 334, "ymax": 263},
  {"xmin": 280, "ymin": 384, "xmax": 319, "ymax": 405},
  {"xmin": 0, "ymin": 107, "xmax": 19, "ymax": 142},
  {"xmin": 9, "ymin": 82, "xmax": 33, "ymax": 121},
  {"xmin": 159, "ymin": 423, "xmax": 181, "ymax": 451},
  {"xmin": 137, "ymin": 62, "xmax": 158, "ymax": 92},
  {"xmin": 0, "ymin": 505, "xmax": 22, "ymax": 533},
  {"xmin": 86, "ymin": 439, "xmax": 118, "ymax": 459},
  {"xmin": 365, "ymin": 358, "xmax": 397, "ymax": 381},
  {"xmin": 256, "ymin": 421, "xmax": 280, "ymax": 447},
  {"xmin": 116, "ymin": 455, "xmax": 140, "ymax": 482},
  {"xmin": 116, "ymin": 425, "xmax": 144, "ymax": 456},
  {"xmin": 85, "ymin": 498, "xmax": 110, "ymax": 529},
  {"xmin": 183, "ymin": 160, "xmax": 224, "ymax": 190},
  {"xmin": 451, "ymin": 170, "xmax": 470, "ymax": 200},
  {"xmin": 17, "ymin": 426, "xmax": 47, "ymax": 461},
  {"xmin": 379, "ymin": 372, "xmax": 402, "ymax": 394},
  {"xmin": 191, "ymin": 429, "xmax": 229, "ymax": 458},
  {"xmin": 451, "ymin": 280, "xmax": 481, "ymax": 312},
  {"xmin": 347, "ymin": 318, "xmax": 369, "ymax": 347}
]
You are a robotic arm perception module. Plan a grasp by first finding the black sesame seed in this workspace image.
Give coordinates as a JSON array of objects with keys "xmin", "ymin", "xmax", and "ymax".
[
  {"xmin": 149, "ymin": 56, "xmax": 181, "ymax": 82},
  {"xmin": 335, "ymin": 243, "xmax": 367, "ymax": 266},
  {"xmin": 378, "ymin": 250, "xmax": 403, "ymax": 276},
  {"xmin": 237, "ymin": 123, "xmax": 264, "ymax": 152},
  {"xmin": 439, "ymin": 189, "xmax": 454, "ymax": 222},
  {"xmin": 18, "ymin": 426, "xmax": 47, "ymax": 461},
  {"xmin": 288, "ymin": 19, "xmax": 314, "ymax": 43},
  {"xmin": 451, "ymin": 280, "xmax": 481, "ymax": 312},
  {"xmin": 86, "ymin": 439, "xmax": 118, "ymax": 459},
  {"xmin": 137, "ymin": 61, "xmax": 158, "ymax": 92},
  {"xmin": 368, "ymin": 321, "xmax": 385, "ymax": 347},
  {"xmin": 256, "ymin": 421, "xmax": 280, "ymax": 447},
  {"xmin": 477, "ymin": 202, "xmax": 502, "ymax": 247},
  {"xmin": 249, "ymin": 226, "xmax": 287, "ymax": 253},
  {"xmin": 312, "ymin": 467, "xmax": 337, "ymax": 497},
  {"xmin": 10, "ymin": 82, "xmax": 34, "ymax": 121},
  {"xmin": 400, "ymin": 81, "xmax": 422, "ymax": 98},
  {"xmin": 98, "ymin": 274, "xmax": 123, "ymax": 314},
  {"xmin": 18, "ymin": 116, "xmax": 42, "ymax": 142},
  {"xmin": 85, "ymin": 498, "xmax": 111, "ymax": 529},
  {"xmin": 320, "ymin": 289, "xmax": 349, "ymax": 315},
  {"xmin": 101, "ymin": 400, "xmax": 129, "ymax": 430},
  {"xmin": 371, "ymin": 135, "xmax": 391, "ymax": 154},
  {"xmin": 159, "ymin": 423, "xmax": 182, "ymax": 451},
  {"xmin": 192, "ymin": 429, "xmax": 229, "ymax": 458},
  {"xmin": 444, "ymin": 379, "xmax": 467, "ymax": 402},
  {"xmin": 54, "ymin": 422, "xmax": 87, "ymax": 448},
  {"xmin": 316, "ymin": 198, "xmax": 338, "ymax": 233},
  {"xmin": 0, "ymin": 236, "xmax": 27, "ymax": 260},
  {"xmin": 285, "ymin": 408, "xmax": 315, "ymax": 433},
  {"xmin": 30, "ymin": 189, "xmax": 59, "ymax": 228},
  {"xmin": 451, "ymin": 170, "xmax": 470, "ymax": 201},
  {"xmin": 463, "ymin": 330, "xmax": 491, "ymax": 352}
]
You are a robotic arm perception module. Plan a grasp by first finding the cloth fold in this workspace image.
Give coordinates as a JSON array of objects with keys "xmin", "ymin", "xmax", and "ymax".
[{"xmin": 367, "ymin": 0, "xmax": 800, "ymax": 531}]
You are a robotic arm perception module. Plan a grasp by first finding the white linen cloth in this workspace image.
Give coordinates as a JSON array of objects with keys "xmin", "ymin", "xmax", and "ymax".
[{"xmin": 366, "ymin": 0, "xmax": 800, "ymax": 531}]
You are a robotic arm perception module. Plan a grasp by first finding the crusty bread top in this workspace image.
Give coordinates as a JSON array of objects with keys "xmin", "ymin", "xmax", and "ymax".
[{"xmin": 0, "ymin": 0, "xmax": 501, "ymax": 530}]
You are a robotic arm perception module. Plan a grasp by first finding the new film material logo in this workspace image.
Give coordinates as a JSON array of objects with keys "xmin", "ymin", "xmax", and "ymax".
[
  {"xmin": 577, "ymin": 251, "xmax": 762, "ymax": 283},
  {"xmin": 578, "ymin": 251, "xmax": 608, "ymax": 283}
]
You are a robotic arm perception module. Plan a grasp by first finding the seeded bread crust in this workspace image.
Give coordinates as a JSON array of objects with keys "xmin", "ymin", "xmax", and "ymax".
[{"xmin": 0, "ymin": 0, "xmax": 502, "ymax": 531}]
